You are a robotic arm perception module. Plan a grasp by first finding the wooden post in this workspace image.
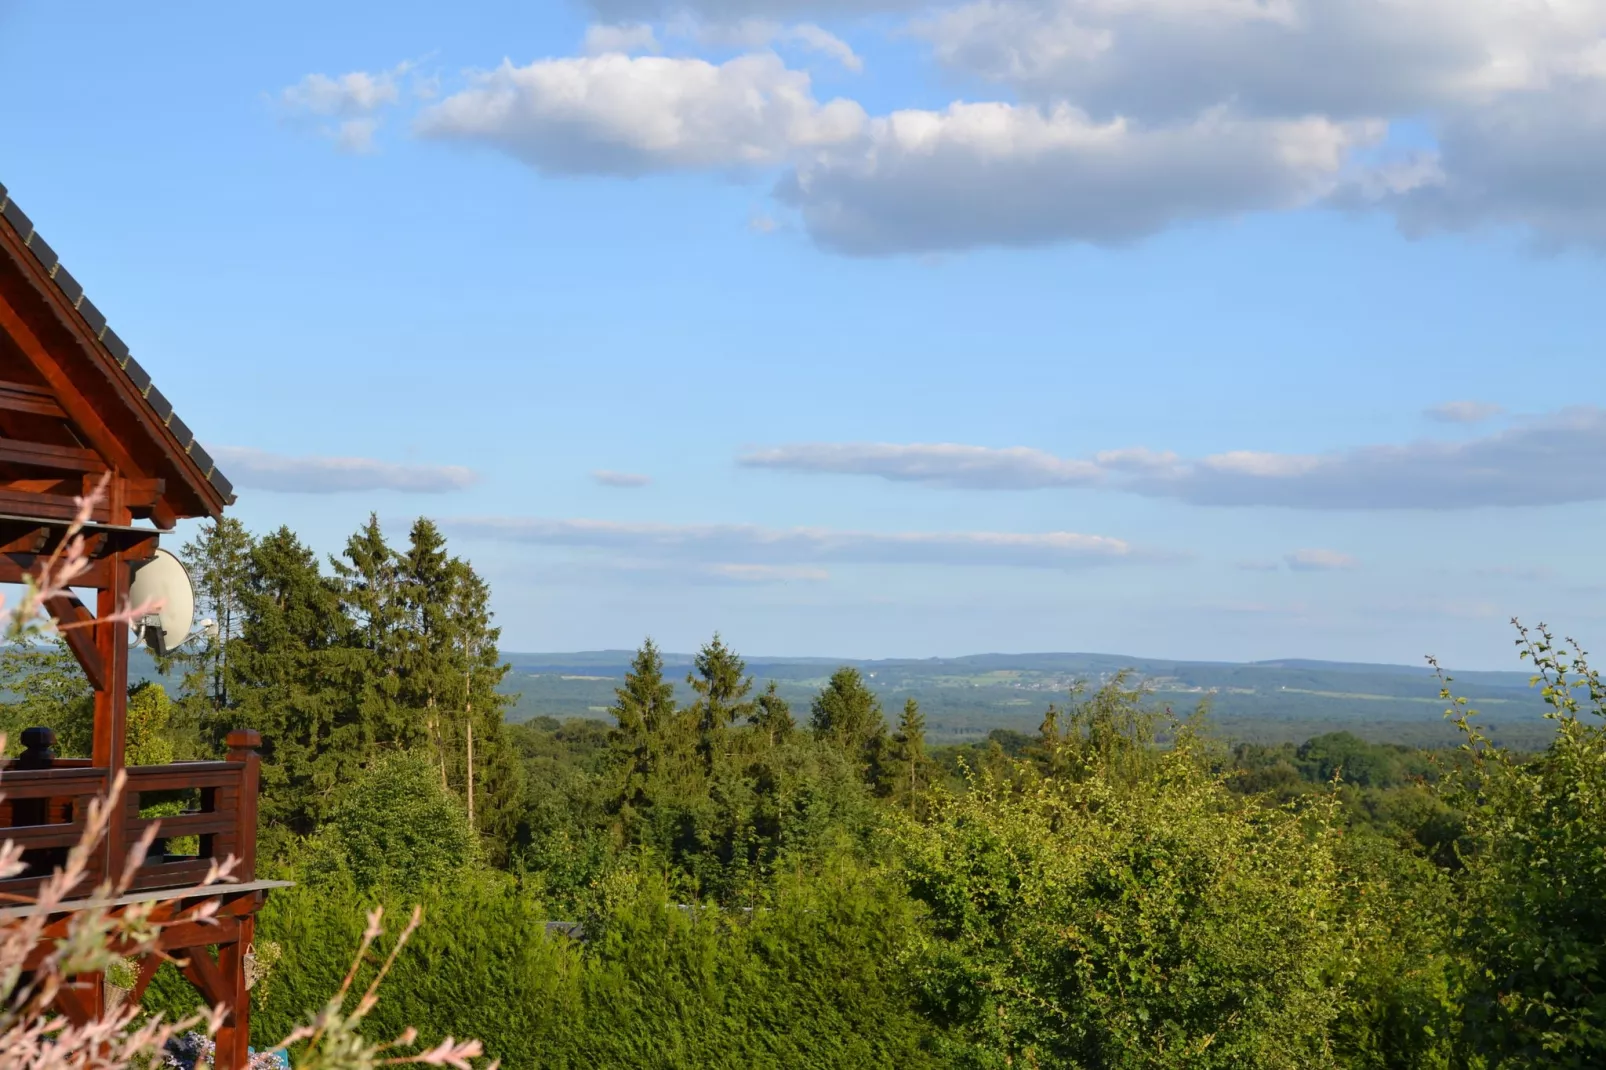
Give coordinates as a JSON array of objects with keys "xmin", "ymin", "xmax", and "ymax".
[
  {"xmin": 225, "ymin": 730, "xmax": 261, "ymax": 883},
  {"xmin": 214, "ymin": 917, "xmax": 253, "ymax": 1070},
  {"xmin": 213, "ymin": 729, "xmax": 262, "ymax": 1069},
  {"xmin": 93, "ymin": 553, "xmax": 131, "ymax": 882}
]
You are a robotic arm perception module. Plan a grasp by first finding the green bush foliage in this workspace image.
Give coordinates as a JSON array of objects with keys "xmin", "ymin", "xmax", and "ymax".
[
  {"xmin": 302, "ymin": 749, "xmax": 478, "ymax": 894},
  {"xmin": 251, "ymin": 859, "xmax": 941, "ymax": 1069},
  {"xmin": 894, "ymin": 718, "xmax": 1356, "ymax": 1069}
]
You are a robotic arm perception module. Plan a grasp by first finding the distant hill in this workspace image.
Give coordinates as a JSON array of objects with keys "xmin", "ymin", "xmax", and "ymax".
[{"xmin": 499, "ymin": 650, "xmax": 1551, "ymax": 749}]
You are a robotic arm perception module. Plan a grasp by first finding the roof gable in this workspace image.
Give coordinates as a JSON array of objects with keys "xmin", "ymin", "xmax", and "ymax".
[{"xmin": 0, "ymin": 180, "xmax": 233, "ymax": 527}]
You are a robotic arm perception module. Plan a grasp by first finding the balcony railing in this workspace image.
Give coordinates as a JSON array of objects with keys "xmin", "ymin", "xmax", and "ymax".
[{"xmin": 0, "ymin": 729, "xmax": 261, "ymax": 901}]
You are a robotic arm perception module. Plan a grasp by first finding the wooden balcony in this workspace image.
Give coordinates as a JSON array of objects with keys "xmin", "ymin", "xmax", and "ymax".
[{"xmin": 0, "ymin": 728, "xmax": 264, "ymax": 900}]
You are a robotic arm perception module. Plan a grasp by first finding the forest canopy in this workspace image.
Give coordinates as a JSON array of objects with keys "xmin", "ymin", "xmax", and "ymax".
[{"xmin": 4, "ymin": 515, "xmax": 1603, "ymax": 1069}]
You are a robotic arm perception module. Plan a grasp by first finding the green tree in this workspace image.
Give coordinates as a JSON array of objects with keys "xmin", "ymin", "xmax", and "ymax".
[
  {"xmin": 606, "ymin": 638, "xmax": 683, "ymax": 821},
  {"xmin": 810, "ymin": 667, "xmax": 886, "ymax": 778},
  {"xmin": 1441, "ymin": 625, "xmax": 1606, "ymax": 1065},
  {"xmin": 0, "ymin": 638, "xmax": 93, "ymax": 756},
  {"xmin": 179, "ymin": 515, "xmax": 253, "ymax": 711},
  {"xmin": 882, "ymin": 697, "xmax": 931, "ymax": 806},
  {"xmin": 227, "ymin": 526, "xmax": 355, "ymax": 836},
  {"xmin": 330, "ymin": 513, "xmax": 410, "ymax": 748},
  {"xmin": 749, "ymin": 680, "xmax": 796, "ymax": 746},
  {"xmin": 688, "ymin": 633, "xmax": 755, "ymax": 770},
  {"xmin": 893, "ymin": 691, "xmax": 1357, "ymax": 1069},
  {"xmin": 301, "ymin": 750, "xmax": 477, "ymax": 895},
  {"xmin": 397, "ymin": 517, "xmax": 457, "ymax": 786},
  {"xmin": 125, "ymin": 681, "xmax": 176, "ymax": 766},
  {"xmin": 439, "ymin": 557, "xmax": 521, "ymax": 862}
]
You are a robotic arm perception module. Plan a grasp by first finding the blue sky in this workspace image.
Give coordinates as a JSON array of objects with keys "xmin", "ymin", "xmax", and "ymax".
[{"xmin": 4, "ymin": 0, "xmax": 1604, "ymax": 666}]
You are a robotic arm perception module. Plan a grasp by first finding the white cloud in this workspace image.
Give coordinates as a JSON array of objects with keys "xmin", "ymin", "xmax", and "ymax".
[
  {"xmin": 211, "ymin": 446, "xmax": 479, "ymax": 494},
  {"xmin": 1285, "ymin": 548, "xmax": 1360, "ymax": 572},
  {"xmin": 1426, "ymin": 400, "xmax": 1505, "ymax": 424},
  {"xmin": 741, "ymin": 406, "xmax": 1606, "ymax": 508},
  {"xmin": 784, "ymin": 22, "xmax": 864, "ymax": 71},
  {"xmin": 281, "ymin": 69, "xmax": 404, "ymax": 116},
  {"xmin": 678, "ymin": 18, "xmax": 863, "ymax": 71},
  {"xmin": 415, "ymin": 52, "xmax": 865, "ymax": 175},
  {"xmin": 279, "ymin": 62, "xmax": 423, "ymax": 152},
  {"xmin": 1140, "ymin": 409, "xmax": 1606, "ymax": 507},
  {"xmin": 1378, "ymin": 78, "xmax": 1606, "ymax": 247},
  {"xmin": 585, "ymin": 22, "xmax": 662, "ymax": 54},
  {"xmin": 915, "ymin": 0, "xmax": 1605, "ymax": 122},
  {"xmin": 910, "ymin": 0, "xmax": 1606, "ymax": 247},
  {"xmin": 335, "ymin": 118, "xmax": 382, "ymax": 153},
  {"xmin": 444, "ymin": 516, "xmax": 1153, "ymax": 568},
  {"xmin": 321, "ymin": 0, "xmax": 1606, "ymax": 251},
  {"xmin": 739, "ymin": 442, "xmax": 1102, "ymax": 488},
  {"xmin": 779, "ymin": 102, "xmax": 1376, "ymax": 254},
  {"xmin": 592, "ymin": 469, "xmax": 653, "ymax": 487}
]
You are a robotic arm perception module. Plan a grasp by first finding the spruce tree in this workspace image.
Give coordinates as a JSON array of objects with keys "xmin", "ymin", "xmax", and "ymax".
[
  {"xmin": 885, "ymin": 697, "xmax": 930, "ymax": 805},
  {"xmin": 440, "ymin": 558, "xmax": 521, "ymax": 863},
  {"xmin": 749, "ymin": 680, "xmax": 796, "ymax": 746},
  {"xmin": 606, "ymin": 638, "xmax": 680, "ymax": 819},
  {"xmin": 331, "ymin": 514, "xmax": 410, "ymax": 747},
  {"xmin": 179, "ymin": 516, "xmax": 253, "ymax": 711},
  {"xmin": 397, "ymin": 518, "xmax": 458, "ymax": 788},
  {"xmin": 228, "ymin": 526, "xmax": 355, "ymax": 836},
  {"xmin": 810, "ymin": 666, "xmax": 887, "ymax": 778},
  {"xmin": 688, "ymin": 633, "xmax": 755, "ymax": 770}
]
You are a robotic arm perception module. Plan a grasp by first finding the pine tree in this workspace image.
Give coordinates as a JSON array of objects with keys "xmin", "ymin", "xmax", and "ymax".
[
  {"xmin": 884, "ymin": 697, "xmax": 930, "ymax": 805},
  {"xmin": 331, "ymin": 514, "xmax": 411, "ymax": 747},
  {"xmin": 179, "ymin": 516, "xmax": 253, "ymax": 711},
  {"xmin": 440, "ymin": 558, "xmax": 520, "ymax": 863},
  {"xmin": 398, "ymin": 518, "xmax": 458, "ymax": 789},
  {"xmin": 606, "ymin": 638, "xmax": 682, "ymax": 820},
  {"xmin": 749, "ymin": 680, "xmax": 796, "ymax": 746},
  {"xmin": 228, "ymin": 527, "xmax": 355, "ymax": 836},
  {"xmin": 810, "ymin": 667, "xmax": 887, "ymax": 778},
  {"xmin": 688, "ymin": 633, "xmax": 755, "ymax": 770}
]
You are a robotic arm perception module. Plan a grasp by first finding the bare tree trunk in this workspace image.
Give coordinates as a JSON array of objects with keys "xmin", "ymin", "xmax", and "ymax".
[{"xmin": 464, "ymin": 660, "xmax": 475, "ymax": 828}]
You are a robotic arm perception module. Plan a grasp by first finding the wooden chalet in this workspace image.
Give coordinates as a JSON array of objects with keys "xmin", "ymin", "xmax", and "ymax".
[{"xmin": 0, "ymin": 179, "xmax": 281, "ymax": 1067}]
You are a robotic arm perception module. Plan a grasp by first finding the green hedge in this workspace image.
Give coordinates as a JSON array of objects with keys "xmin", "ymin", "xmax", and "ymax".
[{"xmin": 199, "ymin": 859, "xmax": 942, "ymax": 1069}]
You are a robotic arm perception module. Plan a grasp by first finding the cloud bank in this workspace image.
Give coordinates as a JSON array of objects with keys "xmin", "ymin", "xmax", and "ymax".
[
  {"xmin": 291, "ymin": 0, "xmax": 1606, "ymax": 253},
  {"xmin": 739, "ymin": 407, "xmax": 1606, "ymax": 509},
  {"xmin": 445, "ymin": 516, "xmax": 1153, "ymax": 568},
  {"xmin": 211, "ymin": 446, "xmax": 480, "ymax": 494}
]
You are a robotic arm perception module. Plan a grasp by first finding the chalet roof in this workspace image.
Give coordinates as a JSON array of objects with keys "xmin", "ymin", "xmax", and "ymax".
[{"xmin": 0, "ymin": 179, "xmax": 234, "ymax": 522}]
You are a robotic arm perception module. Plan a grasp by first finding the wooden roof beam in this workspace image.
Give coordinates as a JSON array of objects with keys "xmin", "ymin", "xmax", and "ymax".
[{"xmin": 43, "ymin": 592, "xmax": 106, "ymax": 691}]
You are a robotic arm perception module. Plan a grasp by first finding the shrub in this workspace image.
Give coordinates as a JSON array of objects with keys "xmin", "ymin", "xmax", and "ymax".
[
  {"xmin": 1440, "ymin": 625, "xmax": 1606, "ymax": 1066},
  {"xmin": 893, "ymin": 709, "xmax": 1357, "ymax": 1069}
]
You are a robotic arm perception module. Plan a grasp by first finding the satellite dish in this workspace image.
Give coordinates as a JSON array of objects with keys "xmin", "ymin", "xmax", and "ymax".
[{"xmin": 127, "ymin": 548, "xmax": 196, "ymax": 657}]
